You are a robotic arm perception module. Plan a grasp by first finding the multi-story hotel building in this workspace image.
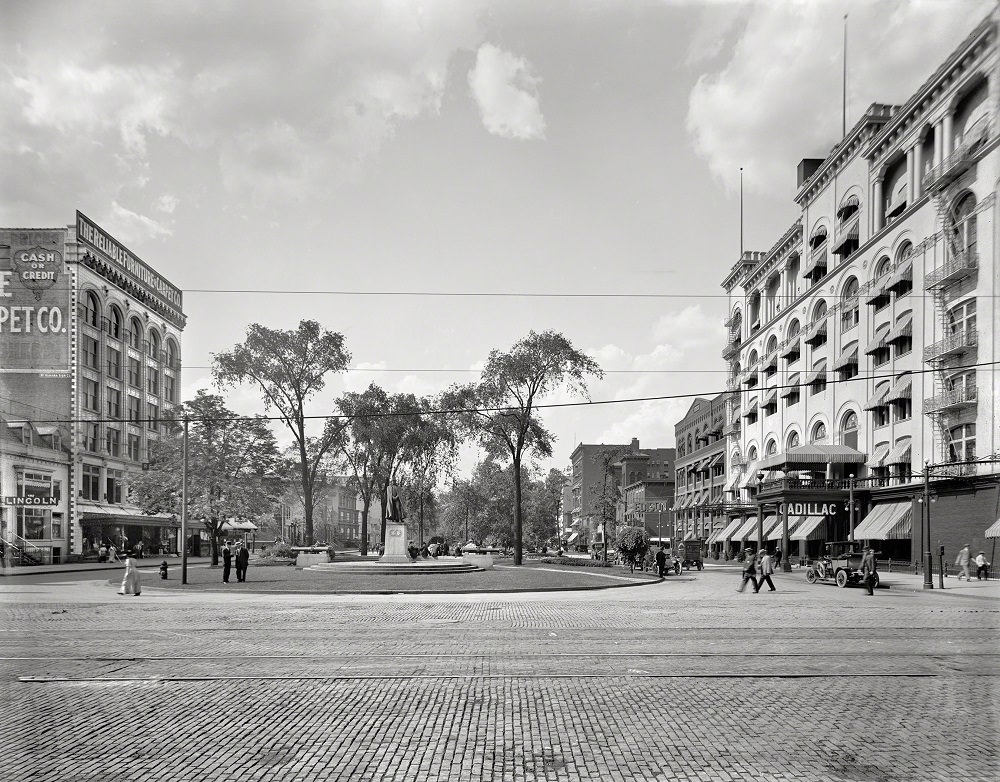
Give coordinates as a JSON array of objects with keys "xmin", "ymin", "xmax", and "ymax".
[
  {"xmin": 719, "ymin": 11, "xmax": 999, "ymax": 568},
  {"xmin": 1, "ymin": 212, "xmax": 185, "ymax": 564},
  {"xmin": 672, "ymin": 394, "xmax": 728, "ymax": 551}
]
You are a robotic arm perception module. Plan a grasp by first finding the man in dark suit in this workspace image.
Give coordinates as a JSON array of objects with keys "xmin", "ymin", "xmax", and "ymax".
[
  {"xmin": 222, "ymin": 542, "xmax": 232, "ymax": 583},
  {"xmin": 235, "ymin": 542, "xmax": 250, "ymax": 582}
]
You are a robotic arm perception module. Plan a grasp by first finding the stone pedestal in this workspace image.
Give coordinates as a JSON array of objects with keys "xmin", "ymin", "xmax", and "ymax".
[
  {"xmin": 295, "ymin": 551, "xmax": 330, "ymax": 568},
  {"xmin": 380, "ymin": 522, "xmax": 412, "ymax": 564}
]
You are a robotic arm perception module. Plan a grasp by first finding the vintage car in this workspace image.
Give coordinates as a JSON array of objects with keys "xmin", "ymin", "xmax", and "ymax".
[
  {"xmin": 806, "ymin": 540, "xmax": 878, "ymax": 588},
  {"xmin": 676, "ymin": 540, "xmax": 706, "ymax": 571}
]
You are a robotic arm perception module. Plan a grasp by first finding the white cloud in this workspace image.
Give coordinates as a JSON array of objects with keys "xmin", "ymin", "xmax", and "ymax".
[
  {"xmin": 156, "ymin": 194, "xmax": 179, "ymax": 214},
  {"xmin": 467, "ymin": 43, "xmax": 546, "ymax": 140},
  {"xmin": 108, "ymin": 201, "xmax": 173, "ymax": 243},
  {"xmin": 651, "ymin": 304, "xmax": 726, "ymax": 347},
  {"xmin": 686, "ymin": 0, "xmax": 994, "ymax": 195}
]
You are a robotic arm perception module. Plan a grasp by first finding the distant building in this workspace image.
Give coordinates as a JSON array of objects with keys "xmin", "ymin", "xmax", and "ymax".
[{"xmin": 672, "ymin": 395, "xmax": 728, "ymax": 549}]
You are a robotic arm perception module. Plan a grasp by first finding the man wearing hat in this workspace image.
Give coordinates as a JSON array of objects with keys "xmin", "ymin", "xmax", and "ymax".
[
  {"xmin": 975, "ymin": 551, "xmax": 990, "ymax": 580},
  {"xmin": 861, "ymin": 546, "xmax": 877, "ymax": 596}
]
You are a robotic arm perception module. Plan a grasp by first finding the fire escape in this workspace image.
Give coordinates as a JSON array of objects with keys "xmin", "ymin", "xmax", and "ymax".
[{"xmin": 920, "ymin": 115, "xmax": 992, "ymax": 465}]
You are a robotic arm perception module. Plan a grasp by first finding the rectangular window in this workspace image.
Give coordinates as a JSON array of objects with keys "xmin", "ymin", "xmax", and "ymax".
[
  {"xmin": 106, "ymin": 469, "xmax": 124, "ymax": 504},
  {"xmin": 147, "ymin": 369, "xmax": 159, "ymax": 395},
  {"xmin": 82, "ymin": 378, "xmax": 100, "ymax": 412},
  {"xmin": 893, "ymin": 399, "xmax": 912, "ymax": 422},
  {"xmin": 128, "ymin": 357, "xmax": 141, "ymax": 388},
  {"xmin": 872, "ymin": 348, "xmax": 890, "ymax": 368},
  {"xmin": 840, "ymin": 305, "xmax": 859, "ymax": 332},
  {"xmin": 872, "ymin": 407, "xmax": 890, "ymax": 428},
  {"xmin": 164, "ymin": 374, "xmax": 175, "ymax": 403},
  {"xmin": 107, "ymin": 347, "xmax": 122, "ymax": 380},
  {"xmin": 105, "ymin": 427, "xmax": 120, "ymax": 457},
  {"xmin": 83, "ymin": 422, "xmax": 99, "ymax": 452},
  {"xmin": 127, "ymin": 433, "xmax": 141, "ymax": 461},
  {"xmin": 82, "ymin": 335, "xmax": 99, "ymax": 369},
  {"xmin": 17, "ymin": 508, "xmax": 48, "ymax": 540},
  {"xmin": 893, "ymin": 337, "xmax": 912, "ymax": 358},
  {"xmin": 106, "ymin": 387, "xmax": 121, "ymax": 419},
  {"xmin": 127, "ymin": 394, "xmax": 141, "ymax": 423},
  {"xmin": 81, "ymin": 464, "xmax": 101, "ymax": 500},
  {"xmin": 50, "ymin": 513, "xmax": 63, "ymax": 541},
  {"xmin": 147, "ymin": 403, "xmax": 159, "ymax": 432}
]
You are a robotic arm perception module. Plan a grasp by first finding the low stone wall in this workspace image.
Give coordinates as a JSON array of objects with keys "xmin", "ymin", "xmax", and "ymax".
[
  {"xmin": 296, "ymin": 552, "xmax": 331, "ymax": 568},
  {"xmin": 462, "ymin": 553, "xmax": 494, "ymax": 570}
]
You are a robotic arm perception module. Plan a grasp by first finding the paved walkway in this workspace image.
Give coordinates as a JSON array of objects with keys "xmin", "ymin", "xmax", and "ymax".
[{"xmin": 1, "ymin": 567, "xmax": 997, "ymax": 781}]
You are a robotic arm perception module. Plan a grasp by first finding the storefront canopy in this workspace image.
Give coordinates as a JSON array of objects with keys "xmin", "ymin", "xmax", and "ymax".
[
  {"xmin": 758, "ymin": 444, "xmax": 864, "ymax": 470},
  {"xmin": 734, "ymin": 516, "xmax": 759, "ymax": 541},
  {"xmin": 220, "ymin": 520, "xmax": 259, "ymax": 531},
  {"xmin": 746, "ymin": 515, "xmax": 779, "ymax": 543},
  {"xmin": 790, "ymin": 515, "xmax": 826, "ymax": 541},
  {"xmin": 767, "ymin": 516, "xmax": 797, "ymax": 541},
  {"xmin": 852, "ymin": 502, "xmax": 912, "ymax": 540},
  {"xmin": 719, "ymin": 517, "xmax": 745, "ymax": 542},
  {"xmin": 79, "ymin": 505, "xmax": 176, "ymax": 526},
  {"xmin": 986, "ymin": 518, "xmax": 1000, "ymax": 539}
]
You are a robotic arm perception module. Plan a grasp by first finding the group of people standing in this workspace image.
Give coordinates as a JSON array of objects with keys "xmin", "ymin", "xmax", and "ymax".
[
  {"xmin": 954, "ymin": 545, "xmax": 991, "ymax": 581},
  {"xmin": 222, "ymin": 541, "xmax": 250, "ymax": 583}
]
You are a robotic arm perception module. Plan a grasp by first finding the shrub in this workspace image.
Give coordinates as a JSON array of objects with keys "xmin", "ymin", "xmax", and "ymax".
[
  {"xmin": 259, "ymin": 542, "xmax": 295, "ymax": 560},
  {"xmin": 614, "ymin": 526, "xmax": 650, "ymax": 572},
  {"xmin": 539, "ymin": 557, "xmax": 613, "ymax": 568}
]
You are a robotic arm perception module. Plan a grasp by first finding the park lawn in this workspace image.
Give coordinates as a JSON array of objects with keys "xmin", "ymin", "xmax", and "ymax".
[{"xmin": 132, "ymin": 557, "xmax": 660, "ymax": 595}]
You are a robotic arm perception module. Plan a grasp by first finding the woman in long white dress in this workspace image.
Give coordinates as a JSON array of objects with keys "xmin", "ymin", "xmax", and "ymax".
[{"xmin": 119, "ymin": 556, "xmax": 141, "ymax": 596}]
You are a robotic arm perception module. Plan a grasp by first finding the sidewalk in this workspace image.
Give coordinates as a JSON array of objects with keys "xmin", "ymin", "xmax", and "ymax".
[{"xmin": 1, "ymin": 556, "xmax": 214, "ymax": 577}]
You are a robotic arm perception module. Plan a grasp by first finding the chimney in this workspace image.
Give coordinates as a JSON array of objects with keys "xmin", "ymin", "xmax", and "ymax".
[
  {"xmin": 797, "ymin": 158, "xmax": 824, "ymax": 188},
  {"xmin": 630, "ymin": 438, "xmax": 639, "ymax": 452}
]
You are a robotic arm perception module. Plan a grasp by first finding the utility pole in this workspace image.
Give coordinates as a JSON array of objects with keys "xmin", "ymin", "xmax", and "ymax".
[
  {"xmin": 923, "ymin": 461, "xmax": 933, "ymax": 590},
  {"xmin": 181, "ymin": 417, "xmax": 189, "ymax": 585}
]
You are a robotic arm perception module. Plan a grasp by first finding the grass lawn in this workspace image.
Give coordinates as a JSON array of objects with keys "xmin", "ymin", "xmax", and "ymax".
[{"xmin": 135, "ymin": 557, "xmax": 661, "ymax": 594}]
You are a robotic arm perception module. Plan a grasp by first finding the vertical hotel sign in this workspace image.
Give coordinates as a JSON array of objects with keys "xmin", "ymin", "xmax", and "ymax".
[
  {"xmin": 75, "ymin": 211, "xmax": 183, "ymax": 323},
  {"xmin": 0, "ymin": 229, "xmax": 70, "ymax": 374}
]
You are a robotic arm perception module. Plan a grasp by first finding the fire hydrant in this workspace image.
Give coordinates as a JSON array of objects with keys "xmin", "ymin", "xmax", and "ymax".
[{"xmin": 159, "ymin": 560, "xmax": 169, "ymax": 580}]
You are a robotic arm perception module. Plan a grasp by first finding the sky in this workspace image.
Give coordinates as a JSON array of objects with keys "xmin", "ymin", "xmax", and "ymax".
[{"xmin": 2, "ymin": 0, "xmax": 993, "ymax": 476}]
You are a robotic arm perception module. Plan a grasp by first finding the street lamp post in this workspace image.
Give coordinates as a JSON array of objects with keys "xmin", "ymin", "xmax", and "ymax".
[
  {"xmin": 848, "ymin": 474, "xmax": 856, "ymax": 543},
  {"xmin": 923, "ymin": 461, "xmax": 934, "ymax": 590}
]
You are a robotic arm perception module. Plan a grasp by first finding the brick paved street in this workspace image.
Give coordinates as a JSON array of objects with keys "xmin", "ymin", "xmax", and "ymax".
[{"xmin": 1, "ymin": 567, "xmax": 997, "ymax": 781}]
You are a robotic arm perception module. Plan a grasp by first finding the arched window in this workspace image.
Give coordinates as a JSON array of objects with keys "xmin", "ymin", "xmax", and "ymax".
[
  {"xmin": 687, "ymin": 434, "xmax": 693, "ymax": 452},
  {"xmin": 811, "ymin": 421, "xmax": 828, "ymax": 444},
  {"xmin": 785, "ymin": 253, "xmax": 800, "ymax": 300},
  {"xmin": 786, "ymin": 431, "xmax": 800, "ymax": 451},
  {"xmin": 875, "ymin": 256, "xmax": 892, "ymax": 279},
  {"xmin": 166, "ymin": 339, "xmax": 178, "ymax": 369},
  {"xmin": 841, "ymin": 277, "xmax": 860, "ymax": 331},
  {"xmin": 747, "ymin": 445, "xmax": 758, "ymax": 462},
  {"xmin": 896, "ymin": 241, "xmax": 914, "ymax": 263},
  {"xmin": 749, "ymin": 291, "xmax": 762, "ymax": 330},
  {"xmin": 786, "ymin": 320, "xmax": 800, "ymax": 339},
  {"xmin": 148, "ymin": 330, "xmax": 160, "ymax": 359},
  {"xmin": 129, "ymin": 317, "xmax": 143, "ymax": 350},
  {"xmin": 765, "ymin": 439, "xmax": 777, "ymax": 457},
  {"xmin": 840, "ymin": 411, "xmax": 859, "ymax": 450},
  {"xmin": 748, "ymin": 350, "xmax": 758, "ymax": 367},
  {"xmin": 83, "ymin": 291, "xmax": 100, "ymax": 327},
  {"xmin": 766, "ymin": 335, "xmax": 778, "ymax": 354},
  {"xmin": 813, "ymin": 300, "xmax": 828, "ymax": 321},
  {"xmin": 108, "ymin": 306, "xmax": 123, "ymax": 339},
  {"xmin": 950, "ymin": 193, "xmax": 977, "ymax": 256}
]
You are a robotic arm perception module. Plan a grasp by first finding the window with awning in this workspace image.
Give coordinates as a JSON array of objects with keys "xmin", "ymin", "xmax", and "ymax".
[
  {"xmin": 833, "ymin": 345, "xmax": 859, "ymax": 371},
  {"xmin": 736, "ymin": 460, "xmax": 760, "ymax": 489},
  {"xmin": 790, "ymin": 515, "xmax": 826, "ymax": 541},
  {"xmin": 884, "ymin": 439, "xmax": 912, "ymax": 465},
  {"xmin": 885, "ymin": 375, "xmax": 912, "ymax": 402},
  {"xmin": 864, "ymin": 325, "xmax": 891, "ymax": 354},
  {"xmin": 865, "ymin": 443, "xmax": 890, "ymax": 468},
  {"xmin": 885, "ymin": 312, "xmax": 913, "ymax": 344},
  {"xmin": 779, "ymin": 374, "xmax": 801, "ymax": 398},
  {"xmin": 719, "ymin": 517, "xmax": 745, "ymax": 541},
  {"xmin": 803, "ymin": 319, "xmax": 828, "ymax": 346},
  {"xmin": 864, "ymin": 383, "xmax": 891, "ymax": 410},
  {"xmin": 746, "ymin": 515, "xmax": 779, "ymax": 543},
  {"xmin": 886, "ymin": 260, "xmax": 913, "ymax": 291},
  {"xmin": 733, "ymin": 516, "xmax": 759, "ymax": 540}
]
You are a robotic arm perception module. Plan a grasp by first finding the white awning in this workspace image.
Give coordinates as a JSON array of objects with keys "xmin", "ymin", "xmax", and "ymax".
[
  {"xmin": 719, "ymin": 517, "xmax": 746, "ymax": 541},
  {"xmin": 853, "ymin": 502, "xmax": 912, "ymax": 540},
  {"xmin": 767, "ymin": 516, "xmax": 796, "ymax": 541},
  {"xmin": 790, "ymin": 515, "xmax": 826, "ymax": 541},
  {"xmin": 885, "ymin": 312, "xmax": 913, "ymax": 344},
  {"xmin": 885, "ymin": 375, "xmax": 912, "ymax": 402},
  {"xmin": 746, "ymin": 515, "xmax": 779, "ymax": 543},
  {"xmin": 884, "ymin": 439, "xmax": 912, "ymax": 465},
  {"xmin": 221, "ymin": 520, "xmax": 259, "ymax": 532},
  {"xmin": 567, "ymin": 532, "xmax": 580, "ymax": 543},
  {"xmin": 736, "ymin": 460, "xmax": 759, "ymax": 490},
  {"xmin": 864, "ymin": 384, "xmax": 891, "ymax": 410},
  {"xmin": 986, "ymin": 518, "xmax": 1000, "ymax": 539},
  {"xmin": 865, "ymin": 443, "xmax": 890, "ymax": 468},
  {"xmin": 733, "ymin": 516, "xmax": 758, "ymax": 541}
]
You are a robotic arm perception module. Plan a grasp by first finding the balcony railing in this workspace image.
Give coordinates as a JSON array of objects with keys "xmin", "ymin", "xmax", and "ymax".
[
  {"xmin": 923, "ymin": 120, "xmax": 990, "ymax": 192},
  {"xmin": 923, "ymin": 330, "xmax": 977, "ymax": 363},
  {"xmin": 722, "ymin": 340, "xmax": 742, "ymax": 360},
  {"xmin": 923, "ymin": 385, "xmax": 977, "ymax": 414},
  {"xmin": 758, "ymin": 476, "xmax": 905, "ymax": 493},
  {"xmin": 925, "ymin": 249, "xmax": 978, "ymax": 290},
  {"xmin": 722, "ymin": 420, "xmax": 741, "ymax": 437}
]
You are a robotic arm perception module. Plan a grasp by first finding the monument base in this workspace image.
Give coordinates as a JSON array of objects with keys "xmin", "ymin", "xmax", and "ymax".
[{"xmin": 381, "ymin": 521, "xmax": 411, "ymax": 564}]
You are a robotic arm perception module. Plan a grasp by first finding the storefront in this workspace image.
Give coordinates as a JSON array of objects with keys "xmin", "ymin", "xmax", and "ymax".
[{"xmin": 79, "ymin": 505, "xmax": 177, "ymax": 558}]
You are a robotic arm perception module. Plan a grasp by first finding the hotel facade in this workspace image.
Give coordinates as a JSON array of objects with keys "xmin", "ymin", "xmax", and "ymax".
[
  {"xmin": 718, "ymin": 12, "xmax": 1000, "ymax": 566},
  {"xmin": 1, "ymin": 212, "xmax": 185, "ymax": 564}
]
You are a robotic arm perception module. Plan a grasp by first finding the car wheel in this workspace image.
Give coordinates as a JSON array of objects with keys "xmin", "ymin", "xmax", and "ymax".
[
  {"xmin": 697, "ymin": 562, "xmax": 703, "ymax": 571},
  {"xmin": 835, "ymin": 569, "xmax": 849, "ymax": 588},
  {"xmin": 806, "ymin": 569, "xmax": 818, "ymax": 584},
  {"xmin": 675, "ymin": 563, "xmax": 682, "ymax": 576}
]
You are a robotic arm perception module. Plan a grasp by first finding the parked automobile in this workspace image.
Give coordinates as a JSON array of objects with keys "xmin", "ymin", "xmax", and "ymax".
[
  {"xmin": 806, "ymin": 541, "xmax": 878, "ymax": 588},
  {"xmin": 676, "ymin": 540, "xmax": 706, "ymax": 571}
]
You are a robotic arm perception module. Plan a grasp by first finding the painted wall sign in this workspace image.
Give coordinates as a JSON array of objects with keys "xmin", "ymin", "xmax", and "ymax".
[
  {"xmin": 75, "ymin": 211, "xmax": 183, "ymax": 312},
  {"xmin": 779, "ymin": 502, "xmax": 838, "ymax": 517},
  {"xmin": 634, "ymin": 502, "xmax": 669, "ymax": 513}
]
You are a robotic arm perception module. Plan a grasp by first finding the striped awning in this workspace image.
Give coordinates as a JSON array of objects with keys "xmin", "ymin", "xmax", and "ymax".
[
  {"xmin": 707, "ymin": 452, "xmax": 725, "ymax": 469},
  {"xmin": 884, "ymin": 439, "xmax": 912, "ymax": 465},
  {"xmin": 736, "ymin": 460, "xmax": 760, "ymax": 490},
  {"xmin": 852, "ymin": 502, "xmax": 912, "ymax": 540},
  {"xmin": 865, "ymin": 443, "xmax": 891, "ymax": 468},
  {"xmin": 804, "ymin": 319, "xmax": 828, "ymax": 344},
  {"xmin": 767, "ymin": 516, "xmax": 795, "ymax": 541},
  {"xmin": 864, "ymin": 325, "xmax": 891, "ymax": 354},
  {"xmin": 885, "ymin": 375, "xmax": 912, "ymax": 402},
  {"xmin": 765, "ymin": 445, "xmax": 864, "ymax": 467},
  {"xmin": 885, "ymin": 312, "xmax": 913, "ymax": 344},
  {"xmin": 733, "ymin": 516, "xmax": 759, "ymax": 541},
  {"xmin": 790, "ymin": 515, "xmax": 826, "ymax": 541},
  {"xmin": 986, "ymin": 518, "xmax": 1000, "ymax": 539},
  {"xmin": 720, "ymin": 517, "xmax": 746, "ymax": 542},
  {"xmin": 837, "ymin": 194, "xmax": 860, "ymax": 215},
  {"xmin": 779, "ymin": 376, "xmax": 800, "ymax": 398},
  {"xmin": 864, "ymin": 283, "xmax": 889, "ymax": 305},
  {"xmin": 741, "ymin": 401, "xmax": 759, "ymax": 419},
  {"xmin": 696, "ymin": 457, "xmax": 711, "ymax": 473},
  {"xmin": 746, "ymin": 515, "xmax": 779, "ymax": 543},
  {"xmin": 864, "ymin": 383, "xmax": 891, "ymax": 410},
  {"xmin": 706, "ymin": 526, "xmax": 725, "ymax": 546},
  {"xmin": 887, "ymin": 260, "xmax": 913, "ymax": 289},
  {"xmin": 832, "ymin": 346, "xmax": 859, "ymax": 371},
  {"xmin": 804, "ymin": 363, "xmax": 827, "ymax": 385},
  {"xmin": 762, "ymin": 389, "xmax": 778, "ymax": 409},
  {"xmin": 780, "ymin": 338, "xmax": 801, "ymax": 358},
  {"xmin": 567, "ymin": 532, "xmax": 580, "ymax": 543}
]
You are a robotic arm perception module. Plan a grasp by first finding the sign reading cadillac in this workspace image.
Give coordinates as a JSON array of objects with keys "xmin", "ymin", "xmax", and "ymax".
[
  {"xmin": 0, "ymin": 229, "xmax": 70, "ymax": 373},
  {"xmin": 778, "ymin": 502, "xmax": 839, "ymax": 517}
]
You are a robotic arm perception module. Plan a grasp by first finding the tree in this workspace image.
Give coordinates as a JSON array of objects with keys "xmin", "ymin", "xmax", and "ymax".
[
  {"xmin": 524, "ymin": 468, "xmax": 566, "ymax": 550},
  {"xmin": 442, "ymin": 330, "xmax": 602, "ymax": 565},
  {"xmin": 590, "ymin": 446, "xmax": 626, "ymax": 562},
  {"xmin": 615, "ymin": 525, "xmax": 650, "ymax": 573},
  {"xmin": 212, "ymin": 320, "xmax": 350, "ymax": 544},
  {"xmin": 130, "ymin": 391, "xmax": 279, "ymax": 564}
]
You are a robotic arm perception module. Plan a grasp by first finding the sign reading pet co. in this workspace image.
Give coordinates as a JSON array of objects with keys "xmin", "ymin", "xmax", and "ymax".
[
  {"xmin": 779, "ymin": 502, "xmax": 838, "ymax": 517},
  {"xmin": 75, "ymin": 211, "xmax": 183, "ymax": 314},
  {"xmin": 0, "ymin": 229, "xmax": 70, "ymax": 373}
]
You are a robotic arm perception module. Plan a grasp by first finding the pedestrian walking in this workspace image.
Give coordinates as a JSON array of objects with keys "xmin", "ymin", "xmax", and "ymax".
[
  {"xmin": 222, "ymin": 542, "xmax": 232, "ymax": 583},
  {"xmin": 758, "ymin": 550, "xmax": 776, "ymax": 591},
  {"xmin": 861, "ymin": 546, "xmax": 877, "ymax": 596},
  {"xmin": 655, "ymin": 545, "xmax": 667, "ymax": 577},
  {"xmin": 235, "ymin": 542, "xmax": 250, "ymax": 582},
  {"xmin": 955, "ymin": 545, "xmax": 971, "ymax": 580},
  {"xmin": 975, "ymin": 551, "xmax": 990, "ymax": 580},
  {"xmin": 737, "ymin": 549, "xmax": 758, "ymax": 593},
  {"xmin": 118, "ymin": 556, "xmax": 141, "ymax": 596},
  {"xmin": 774, "ymin": 548, "xmax": 782, "ymax": 567}
]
